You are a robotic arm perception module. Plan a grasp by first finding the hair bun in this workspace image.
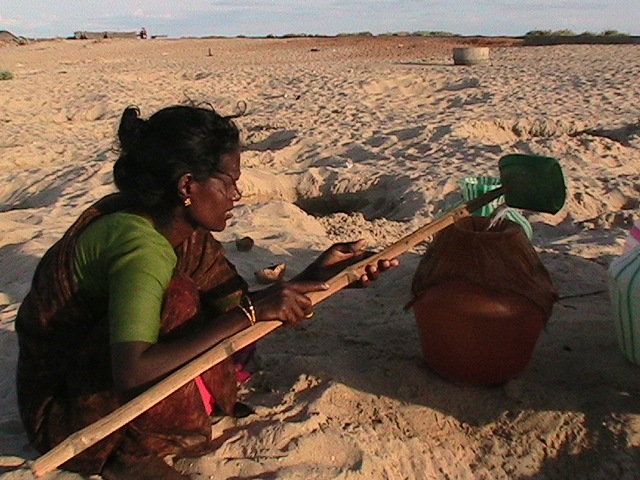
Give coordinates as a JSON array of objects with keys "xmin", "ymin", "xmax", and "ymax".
[{"xmin": 118, "ymin": 106, "xmax": 145, "ymax": 152}]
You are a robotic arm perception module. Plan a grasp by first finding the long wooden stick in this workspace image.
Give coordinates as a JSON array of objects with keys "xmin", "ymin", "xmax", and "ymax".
[
  {"xmin": 30, "ymin": 187, "xmax": 504, "ymax": 477},
  {"xmin": 305, "ymin": 190, "xmax": 501, "ymax": 304}
]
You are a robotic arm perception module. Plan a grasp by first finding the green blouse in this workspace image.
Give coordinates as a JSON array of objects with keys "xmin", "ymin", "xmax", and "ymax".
[{"xmin": 73, "ymin": 212, "xmax": 177, "ymax": 344}]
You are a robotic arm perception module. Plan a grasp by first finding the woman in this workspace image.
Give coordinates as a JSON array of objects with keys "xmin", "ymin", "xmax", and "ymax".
[{"xmin": 15, "ymin": 104, "xmax": 395, "ymax": 479}]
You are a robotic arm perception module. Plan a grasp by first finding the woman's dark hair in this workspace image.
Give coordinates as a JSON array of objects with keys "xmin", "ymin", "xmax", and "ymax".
[{"xmin": 113, "ymin": 104, "xmax": 240, "ymax": 212}]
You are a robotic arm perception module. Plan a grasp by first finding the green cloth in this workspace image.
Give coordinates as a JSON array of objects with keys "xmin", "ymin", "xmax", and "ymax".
[{"xmin": 74, "ymin": 212, "xmax": 177, "ymax": 344}]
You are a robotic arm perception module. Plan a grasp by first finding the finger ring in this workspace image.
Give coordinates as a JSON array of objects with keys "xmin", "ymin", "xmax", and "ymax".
[{"xmin": 304, "ymin": 311, "xmax": 314, "ymax": 319}]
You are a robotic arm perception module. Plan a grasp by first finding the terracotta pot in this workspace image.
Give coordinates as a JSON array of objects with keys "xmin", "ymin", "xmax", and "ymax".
[
  {"xmin": 413, "ymin": 278, "xmax": 546, "ymax": 386},
  {"xmin": 410, "ymin": 217, "xmax": 556, "ymax": 386}
]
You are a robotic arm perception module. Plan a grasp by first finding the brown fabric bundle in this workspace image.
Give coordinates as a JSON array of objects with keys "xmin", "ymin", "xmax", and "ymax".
[
  {"xmin": 409, "ymin": 216, "xmax": 557, "ymax": 318},
  {"xmin": 15, "ymin": 194, "xmax": 248, "ymax": 474}
]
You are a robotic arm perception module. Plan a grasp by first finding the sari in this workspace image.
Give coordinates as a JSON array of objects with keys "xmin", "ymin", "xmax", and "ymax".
[{"xmin": 15, "ymin": 194, "xmax": 249, "ymax": 474}]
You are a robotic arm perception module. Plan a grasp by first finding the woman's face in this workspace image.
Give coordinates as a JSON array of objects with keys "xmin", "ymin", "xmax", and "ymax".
[{"xmin": 186, "ymin": 148, "xmax": 242, "ymax": 232}]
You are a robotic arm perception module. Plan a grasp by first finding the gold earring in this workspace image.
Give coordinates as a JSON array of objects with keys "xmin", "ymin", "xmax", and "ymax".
[{"xmin": 184, "ymin": 197, "xmax": 192, "ymax": 207}]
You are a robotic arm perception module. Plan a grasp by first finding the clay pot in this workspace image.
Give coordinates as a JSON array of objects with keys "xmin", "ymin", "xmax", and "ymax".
[
  {"xmin": 410, "ymin": 217, "xmax": 556, "ymax": 386},
  {"xmin": 413, "ymin": 278, "xmax": 546, "ymax": 386}
]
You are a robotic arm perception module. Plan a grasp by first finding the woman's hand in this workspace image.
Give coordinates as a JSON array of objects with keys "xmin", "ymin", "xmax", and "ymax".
[
  {"xmin": 298, "ymin": 239, "xmax": 399, "ymax": 287},
  {"xmin": 250, "ymin": 281, "xmax": 328, "ymax": 326}
]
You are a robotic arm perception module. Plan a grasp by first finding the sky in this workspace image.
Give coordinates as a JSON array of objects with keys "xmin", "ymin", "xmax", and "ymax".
[{"xmin": 1, "ymin": 0, "xmax": 638, "ymax": 39}]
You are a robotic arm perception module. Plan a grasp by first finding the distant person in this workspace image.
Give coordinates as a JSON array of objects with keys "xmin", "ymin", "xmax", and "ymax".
[
  {"xmin": 139, "ymin": 27, "xmax": 148, "ymax": 39},
  {"xmin": 15, "ymin": 104, "xmax": 397, "ymax": 479}
]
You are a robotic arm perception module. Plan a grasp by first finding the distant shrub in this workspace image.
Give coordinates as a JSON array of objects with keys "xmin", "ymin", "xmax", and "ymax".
[
  {"xmin": 555, "ymin": 29, "xmax": 577, "ymax": 36},
  {"xmin": 337, "ymin": 31, "xmax": 373, "ymax": 37},
  {"xmin": 525, "ymin": 28, "xmax": 629, "ymax": 38},
  {"xmin": 413, "ymin": 31, "xmax": 458, "ymax": 37},
  {"xmin": 525, "ymin": 29, "xmax": 576, "ymax": 36},
  {"xmin": 602, "ymin": 29, "xmax": 628, "ymax": 36},
  {"xmin": 525, "ymin": 30, "xmax": 553, "ymax": 37},
  {"xmin": 0, "ymin": 69, "xmax": 13, "ymax": 80}
]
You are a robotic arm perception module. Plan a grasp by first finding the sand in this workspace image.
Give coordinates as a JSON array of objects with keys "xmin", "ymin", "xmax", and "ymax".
[{"xmin": 1, "ymin": 35, "xmax": 639, "ymax": 479}]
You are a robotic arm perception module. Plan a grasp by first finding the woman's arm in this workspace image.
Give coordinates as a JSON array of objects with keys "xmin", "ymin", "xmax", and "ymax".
[
  {"xmin": 111, "ymin": 280, "xmax": 328, "ymax": 397},
  {"xmin": 111, "ymin": 306, "xmax": 251, "ymax": 396}
]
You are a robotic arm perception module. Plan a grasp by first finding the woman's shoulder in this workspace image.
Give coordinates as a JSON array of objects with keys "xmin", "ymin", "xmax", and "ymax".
[
  {"xmin": 86, "ymin": 212, "xmax": 161, "ymax": 239},
  {"xmin": 79, "ymin": 212, "xmax": 176, "ymax": 262},
  {"xmin": 91, "ymin": 211, "xmax": 154, "ymax": 227}
]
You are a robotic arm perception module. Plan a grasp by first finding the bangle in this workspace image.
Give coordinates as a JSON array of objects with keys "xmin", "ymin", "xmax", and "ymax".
[
  {"xmin": 239, "ymin": 294, "xmax": 257, "ymax": 326},
  {"xmin": 238, "ymin": 305, "xmax": 255, "ymax": 326}
]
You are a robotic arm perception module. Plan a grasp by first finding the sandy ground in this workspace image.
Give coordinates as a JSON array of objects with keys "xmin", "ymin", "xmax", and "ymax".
[{"xmin": 0, "ymin": 35, "xmax": 639, "ymax": 479}]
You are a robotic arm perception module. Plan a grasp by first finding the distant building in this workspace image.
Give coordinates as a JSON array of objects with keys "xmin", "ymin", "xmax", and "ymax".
[
  {"xmin": 0, "ymin": 30, "xmax": 28, "ymax": 46},
  {"xmin": 73, "ymin": 31, "xmax": 138, "ymax": 40}
]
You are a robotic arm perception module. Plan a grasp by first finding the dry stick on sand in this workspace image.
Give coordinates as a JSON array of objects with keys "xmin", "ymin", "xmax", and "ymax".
[{"xmin": 30, "ymin": 195, "xmax": 494, "ymax": 477}]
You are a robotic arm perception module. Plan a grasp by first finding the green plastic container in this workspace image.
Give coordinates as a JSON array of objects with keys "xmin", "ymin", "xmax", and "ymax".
[
  {"xmin": 459, "ymin": 176, "xmax": 502, "ymax": 217},
  {"xmin": 498, "ymin": 154, "xmax": 566, "ymax": 215},
  {"xmin": 459, "ymin": 176, "xmax": 533, "ymax": 239}
]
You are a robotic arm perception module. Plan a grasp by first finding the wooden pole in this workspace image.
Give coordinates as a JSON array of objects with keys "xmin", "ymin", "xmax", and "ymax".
[{"xmin": 30, "ymin": 190, "xmax": 504, "ymax": 476}]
